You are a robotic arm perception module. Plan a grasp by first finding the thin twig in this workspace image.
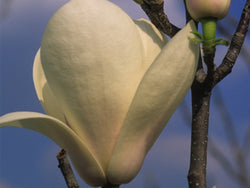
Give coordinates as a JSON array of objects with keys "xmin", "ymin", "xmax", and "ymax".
[
  {"xmin": 218, "ymin": 20, "xmax": 250, "ymax": 70},
  {"xmin": 140, "ymin": 0, "xmax": 180, "ymax": 37},
  {"xmin": 57, "ymin": 149, "xmax": 80, "ymax": 188},
  {"xmin": 214, "ymin": 0, "xmax": 250, "ymax": 85}
]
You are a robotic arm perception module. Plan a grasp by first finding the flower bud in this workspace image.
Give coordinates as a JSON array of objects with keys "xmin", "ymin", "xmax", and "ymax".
[{"xmin": 186, "ymin": 0, "xmax": 231, "ymax": 21}]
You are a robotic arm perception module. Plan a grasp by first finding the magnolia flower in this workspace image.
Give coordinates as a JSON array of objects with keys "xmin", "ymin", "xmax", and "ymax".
[
  {"xmin": 0, "ymin": 0, "xmax": 199, "ymax": 186},
  {"xmin": 185, "ymin": 0, "xmax": 231, "ymax": 21}
]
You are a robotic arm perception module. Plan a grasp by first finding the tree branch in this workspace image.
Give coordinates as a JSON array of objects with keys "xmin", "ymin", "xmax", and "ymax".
[
  {"xmin": 188, "ymin": 73, "xmax": 211, "ymax": 188},
  {"xmin": 140, "ymin": 0, "xmax": 180, "ymax": 37},
  {"xmin": 57, "ymin": 149, "xmax": 80, "ymax": 188},
  {"xmin": 187, "ymin": 1, "xmax": 250, "ymax": 187},
  {"xmin": 218, "ymin": 18, "xmax": 250, "ymax": 70},
  {"xmin": 214, "ymin": 0, "xmax": 250, "ymax": 85}
]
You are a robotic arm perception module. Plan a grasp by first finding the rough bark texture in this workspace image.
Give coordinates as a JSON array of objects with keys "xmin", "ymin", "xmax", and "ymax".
[
  {"xmin": 215, "ymin": 1, "xmax": 250, "ymax": 84},
  {"xmin": 140, "ymin": 0, "xmax": 180, "ymax": 37},
  {"xmin": 57, "ymin": 149, "xmax": 80, "ymax": 188}
]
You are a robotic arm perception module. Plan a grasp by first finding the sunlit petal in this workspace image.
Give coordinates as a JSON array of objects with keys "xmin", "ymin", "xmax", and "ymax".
[
  {"xmin": 33, "ymin": 49, "xmax": 65, "ymax": 123},
  {"xmin": 134, "ymin": 19, "xmax": 168, "ymax": 71},
  {"xmin": 0, "ymin": 112, "xmax": 105, "ymax": 186},
  {"xmin": 107, "ymin": 21, "xmax": 199, "ymax": 184}
]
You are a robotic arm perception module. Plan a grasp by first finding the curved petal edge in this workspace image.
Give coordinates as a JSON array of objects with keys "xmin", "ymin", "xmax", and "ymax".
[
  {"xmin": 0, "ymin": 112, "xmax": 106, "ymax": 186},
  {"xmin": 107, "ymin": 21, "xmax": 199, "ymax": 184}
]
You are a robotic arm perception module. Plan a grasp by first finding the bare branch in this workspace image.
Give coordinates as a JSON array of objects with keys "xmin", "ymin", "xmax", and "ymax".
[
  {"xmin": 140, "ymin": 0, "xmax": 180, "ymax": 37},
  {"xmin": 188, "ymin": 82, "xmax": 211, "ymax": 188},
  {"xmin": 57, "ymin": 149, "xmax": 81, "ymax": 188},
  {"xmin": 214, "ymin": 0, "xmax": 250, "ymax": 84},
  {"xmin": 187, "ymin": 1, "xmax": 250, "ymax": 187},
  {"xmin": 218, "ymin": 20, "xmax": 250, "ymax": 70}
]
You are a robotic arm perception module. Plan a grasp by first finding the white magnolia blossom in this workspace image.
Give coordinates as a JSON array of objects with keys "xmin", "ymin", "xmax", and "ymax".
[
  {"xmin": 185, "ymin": 0, "xmax": 231, "ymax": 21},
  {"xmin": 0, "ymin": 0, "xmax": 199, "ymax": 186}
]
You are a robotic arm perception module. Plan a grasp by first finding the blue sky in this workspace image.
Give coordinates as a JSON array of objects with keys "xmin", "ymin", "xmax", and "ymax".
[{"xmin": 0, "ymin": 0, "xmax": 249, "ymax": 188}]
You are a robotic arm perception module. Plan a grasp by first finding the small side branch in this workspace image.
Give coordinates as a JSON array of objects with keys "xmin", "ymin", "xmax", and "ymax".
[
  {"xmin": 140, "ymin": 0, "xmax": 180, "ymax": 37},
  {"xmin": 215, "ymin": 0, "xmax": 250, "ymax": 84},
  {"xmin": 57, "ymin": 149, "xmax": 80, "ymax": 188}
]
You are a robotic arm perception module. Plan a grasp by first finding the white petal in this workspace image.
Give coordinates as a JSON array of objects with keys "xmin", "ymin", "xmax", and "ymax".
[
  {"xmin": 33, "ymin": 49, "xmax": 65, "ymax": 122},
  {"xmin": 134, "ymin": 19, "xmax": 168, "ymax": 71},
  {"xmin": 39, "ymin": 0, "xmax": 164, "ymax": 170},
  {"xmin": 0, "ymin": 112, "xmax": 106, "ymax": 186},
  {"xmin": 107, "ymin": 21, "xmax": 200, "ymax": 184}
]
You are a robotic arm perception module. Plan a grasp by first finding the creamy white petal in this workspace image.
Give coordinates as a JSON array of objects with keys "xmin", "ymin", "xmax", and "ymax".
[
  {"xmin": 107, "ymin": 21, "xmax": 200, "ymax": 184},
  {"xmin": 134, "ymin": 19, "xmax": 168, "ymax": 72},
  {"xmin": 39, "ymin": 0, "xmax": 165, "ymax": 170},
  {"xmin": 0, "ymin": 112, "xmax": 105, "ymax": 186},
  {"xmin": 33, "ymin": 49, "xmax": 65, "ymax": 123}
]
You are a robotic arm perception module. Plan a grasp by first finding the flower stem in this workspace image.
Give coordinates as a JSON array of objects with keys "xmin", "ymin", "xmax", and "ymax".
[
  {"xmin": 201, "ymin": 18, "xmax": 217, "ymax": 41},
  {"xmin": 201, "ymin": 18, "xmax": 217, "ymax": 53},
  {"xmin": 199, "ymin": 18, "xmax": 229, "ymax": 54}
]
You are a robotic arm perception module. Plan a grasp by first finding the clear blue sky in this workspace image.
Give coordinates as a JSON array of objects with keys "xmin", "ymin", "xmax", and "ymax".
[{"xmin": 0, "ymin": 0, "xmax": 249, "ymax": 188}]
